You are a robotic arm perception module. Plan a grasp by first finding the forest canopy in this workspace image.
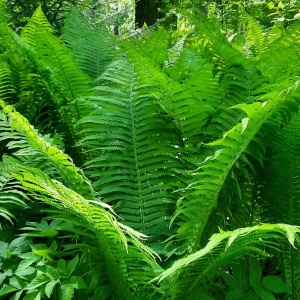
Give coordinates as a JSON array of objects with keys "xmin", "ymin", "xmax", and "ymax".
[{"xmin": 1, "ymin": 0, "xmax": 300, "ymax": 299}]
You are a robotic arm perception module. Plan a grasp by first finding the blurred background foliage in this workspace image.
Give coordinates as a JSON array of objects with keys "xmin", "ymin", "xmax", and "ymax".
[{"xmin": 7, "ymin": 0, "xmax": 300, "ymax": 36}]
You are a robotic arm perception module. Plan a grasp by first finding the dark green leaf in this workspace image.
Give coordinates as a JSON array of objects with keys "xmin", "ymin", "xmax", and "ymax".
[
  {"xmin": 249, "ymin": 260, "xmax": 262, "ymax": 287},
  {"xmin": 66, "ymin": 255, "xmax": 79, "ymax": 276},
  {"xmin": 262, "ymin": 276, "xmax": 290, "ymax": 293},
  {"xmin": 253, "ymin": 285, "xmax": 276, "ymax": 300},
  {"xmin": 225, "ymin": 289, "xmax": 244, "ymax": 300}
]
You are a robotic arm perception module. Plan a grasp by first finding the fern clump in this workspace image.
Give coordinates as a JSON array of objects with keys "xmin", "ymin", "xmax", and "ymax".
[{"xmin": 1, "ymin": 2, "xmax": 300, "ymax": 299}]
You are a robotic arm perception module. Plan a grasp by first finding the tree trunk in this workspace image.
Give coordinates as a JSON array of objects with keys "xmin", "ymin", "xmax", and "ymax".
[{"xmin": 135, "ymin": 0, "xmax": 164, "ymax": 28}]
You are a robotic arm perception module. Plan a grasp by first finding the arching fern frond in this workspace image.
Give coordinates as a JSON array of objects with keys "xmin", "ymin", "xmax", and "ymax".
[
  {"xmin": 165, "ymin": 35, "xmax": 186, "ymax": 68},
  {"xmin": 0, "ymin": 165, "xmax": 28, "ymax": 224},
  {"xmin": 131, "ymin": 27, "xmax": 169, "ymax": 69},
  {"xmin": 258, "ymin": 21, "xmax": 300, "ymax": 85},
  {"xmin": 154, "ymin": 223, "xmax": 300, "ymax": 299},
  {"xmin": 123, "ymin": 42, "xmax": 211, "ymax": 150},
  {"xmin": 0, "ymin": 100, "xmax": 94, "ymax": 199},
  {"xmin": 174, "ymin": 81, "xmax": 300, "ymax": 251},
  {"xmin": 20, "ymin": 7, "xmax": 94, "ymax": 104},
  {"xmin": 3, "ymin": 161, "xmax": 160, "ymax": 299}
]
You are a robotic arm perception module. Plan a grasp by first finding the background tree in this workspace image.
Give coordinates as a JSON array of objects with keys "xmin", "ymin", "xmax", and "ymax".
[{"xmin": 135, "ymin": 0, "xmax": 165, "ymax": 27}]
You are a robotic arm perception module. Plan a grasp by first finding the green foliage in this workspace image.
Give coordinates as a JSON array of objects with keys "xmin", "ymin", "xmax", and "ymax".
[
  {"xmin": 0, "ymin": 229, "xmax": 87, "ymax": 300},
  {"xmin": 1, "ymin": 2, "xmax": 300, "ymax": 299},
  {"xmin": 62, "ymin": 8, "xmax": 117, "ymax": 80}
]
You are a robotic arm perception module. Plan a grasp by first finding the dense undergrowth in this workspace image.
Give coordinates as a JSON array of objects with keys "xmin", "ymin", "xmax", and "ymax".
[{"xmin": 0, "ymin": 1, "xmax": 300, "ymax": 299}]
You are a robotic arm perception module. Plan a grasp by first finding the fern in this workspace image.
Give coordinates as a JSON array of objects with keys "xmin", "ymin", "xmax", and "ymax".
[
  {"xmin": 0, "ymin": 6, "xmax": 96, "ymax": 163},
  {"xmin": 76, "ymin": 58, "xmax": 182, "ymax": 242},
  {"xmin": 244, "ymin": 16, "xmax": 267, "ymax": 58},
  {"xmin": 3, "ymin": 161, "xmax": 159, "ymax": 299},
  {"xmin": 174, "ymin": 81, "xmax": 300, "ymax": 251},
  {"xmin": 0, "ymin": 100, "xmax": 94, "ymax": 199},
  {"xmin": 123, "ymin": 42, "xmax": 211, "ymax": 151},
  {"xmin": 165, "ymin": 35, "xmax": 186, "ymax": 68},
  {"xmin": 261, "ymin": 111, "xmax": 300, "ymax": 298},
  {"xmin": 62, "ymin": 8, "xmax": 117, "ymax": 80},
  {"xmin": 258, "ymin": 21, "xmax": 300, "ymax": 86},
  {"xmin": 0, "ymin": 0, "xmax": 6, "ymax": 24},
  {"xmin": 154, "ymin": 223, "xmax": 300, "ymax": 299},
  {"xmin": 0, "ymin": 59, "xmax": 15, "ymax": 102}
]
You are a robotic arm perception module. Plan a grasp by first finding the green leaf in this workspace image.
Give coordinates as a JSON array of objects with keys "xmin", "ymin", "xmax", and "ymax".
[
  {"xmin": 14, "ymin": 266, "xmax": 36, "ymax": 279},
  {"xmin": 25, "ymin": 275, "xmax": 48, "ymax": 290},
  {"xmin": 66, "ymin": 255, "xmax": 79, "ymax": 276},
  {"xmin": 24, "ymin": 291, "xmax": 41, "ymax": 300},
  {"xmin": 17, "ymin": 257, "xmax": 38, "ymax": 272},
  {"xmin": 49, "ymin": 241, "xmax": 57, "ymax": 253},
  {"xmin": 245, "ymin": 289, "xmax": 259, "ymax": 300},
  {"xmin": 261, "ymin": 276, "xmax": 290, "ymax": 293},
  {"xmin": 70, "ymin": 276, "xmax": 86, "ymax": 289},
  {"xmin": 253, "ymin": 285, "xmax": 276, "ymax": 300},
  {"xmin": 0, "ymin": 284, "xmax": 17, "ymax": 297},
  {"xmin": 221, "ymin": 273, "xmax": 240, "ymax": 290},
  {"xmin": 249, "ymin": 260, "xmax": 262, "ymax": 287},
  {"xmin": 225, "ymin": 289, "xmax": 244, "ymax": 300},
  {"xmin": 59, "ymin": 284, "xmax": 75, "ymax": 300},
  {"xmin": 9, "ymin": 276, "xmax": 25, "ymax": 289},
  {"xmin": 10, "ymin": 290, "xmax": 23, "ymax": 300},
  {"xmin": 57, "ymin": 259, "xmax": 67, "ymax": 276},
  {"xmin": 45, "ymin": 281, "xmax": 58, "ymax": 298},
  {"xmin": 45, "ymin": 266, "xmax": 60, "ymax": 281}
]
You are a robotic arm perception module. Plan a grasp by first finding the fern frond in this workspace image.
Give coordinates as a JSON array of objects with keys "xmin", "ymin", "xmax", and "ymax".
[
  {"xmin": 20, "ymin": 7, "xmax": 94, "ymax": 103},
  {"xmin": 76, "ymin": 58, "xmax": 182, "ymax": 240},
  {"xmin": 0, "ymin": 166, "xmax": 28, "ymax": 224},
  {"xmin": 5, "ymin": 162, "xmax": 160, "ymax": 299},
  {"xmin": 135, "ymin": 28, "xmax": 169, "ymax": 68},
  {"xmin": 165, "ymin": 36, "xmax": 186, "ymax": 68},
  {"xmin": 262, "ymin": 111, "xmax": 300, "ymax": 297},
  {"xmin": 0, "ymin": 100, "xmax": 94, "ymax": 199},
  {"xmin": 0, "ymin": 0, "xmax": 6, "ymax": 24},
  {"xmin": 245, "ymin": 16, "xmax": 267, "ymax": 58},
  {"xmin": 62, "ymin": 8, "xmax": 117, "ymax": 80},
  {"xmin": 258, "ymin": 21, "xmax": 300, "ymax": 85},
  {"xmin": 174, "ymin": 81, "xmax": 300, "ymax": 251},
  {"xmin": 2, "ymin": 8, "xmax": 95, "ymax": 162},
  {"xmin": 123, "ymin": 42, "xmax": 211, "ymax": 149},
  {"xmin": 154, "ymin": 223, "xmax": 300, "ymax": 299},
  {"xmin": 0, "ymin": 58, "xmax": 16, "ymax": 102},
  {"xmin": 20, "ymin": 5, "xmax": 54, "ymax": 46}
]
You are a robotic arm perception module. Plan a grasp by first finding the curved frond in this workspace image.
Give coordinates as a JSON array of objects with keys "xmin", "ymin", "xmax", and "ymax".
[
  {"xmin": 5, "ymin": 162, "xmax": 160, "ymax": 299},
  {"xmin": 245, "ymin": 16, "xmax": 267, "ymax": 58},
  {"xmin": 174, "ymin": 81, "xmax": 300, "ymax": 251},
  {"xmin": 154, "ymin": 223, "xmax": 300, "ymax": 299},
  {"xmin": 0, "ymin": 100, "xmax": 94, "ymax": 199}
]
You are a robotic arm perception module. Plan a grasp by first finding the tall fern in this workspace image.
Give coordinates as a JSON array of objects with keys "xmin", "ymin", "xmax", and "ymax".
[{"xmin": 76, "ymin": 58, "xmax": 182, "ymax": 244}]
